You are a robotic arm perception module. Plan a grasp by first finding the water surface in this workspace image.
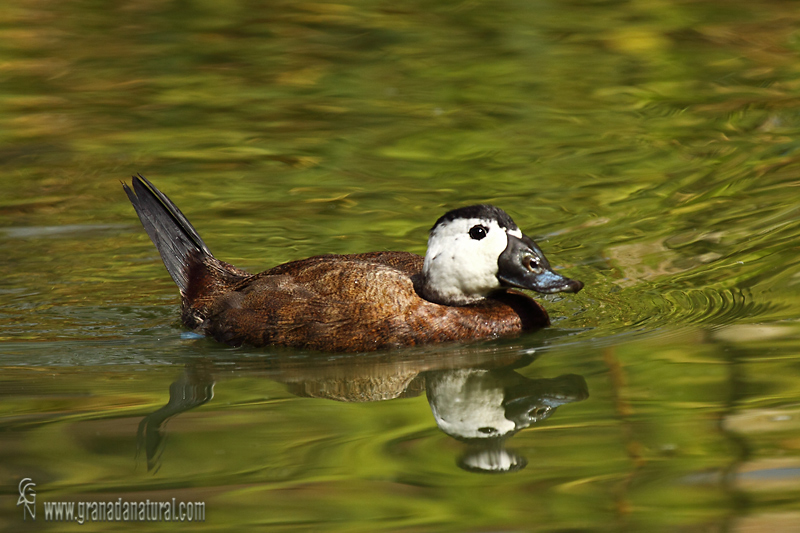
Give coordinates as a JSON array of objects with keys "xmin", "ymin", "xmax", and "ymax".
[{"xmin": 2, "ymin": 0, "xmax": 800, "ymax": 531}]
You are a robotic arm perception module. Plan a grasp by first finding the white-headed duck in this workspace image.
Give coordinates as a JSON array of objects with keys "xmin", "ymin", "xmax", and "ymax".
[{"xmin": 123, "ymin": 175, "xmax": 582, "ymax": 352}]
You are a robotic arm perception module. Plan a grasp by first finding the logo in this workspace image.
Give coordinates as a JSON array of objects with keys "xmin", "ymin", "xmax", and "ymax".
[{"xmin": 17, "ymin": 478, "xmax": 36, "ymax": 520}]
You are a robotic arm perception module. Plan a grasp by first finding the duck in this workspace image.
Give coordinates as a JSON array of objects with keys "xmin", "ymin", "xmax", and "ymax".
[{"xmin": 123, "ymin": 175, "xmax": 583, "ymax": 352}]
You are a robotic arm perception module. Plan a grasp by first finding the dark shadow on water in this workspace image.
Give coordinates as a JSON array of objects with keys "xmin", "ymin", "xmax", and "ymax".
[{"xmin": 137, "ymin": 345, "xmax": 588, "ymax": 474}]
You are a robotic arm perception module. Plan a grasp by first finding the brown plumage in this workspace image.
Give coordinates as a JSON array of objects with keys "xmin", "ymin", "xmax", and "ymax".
[
  {"xmin": 123, "ymin": 175, "xmax": 582, "ymax": 353},
  {"xmin": 182, "ymin": 250, "xmax": 549, "ymax": 352}
]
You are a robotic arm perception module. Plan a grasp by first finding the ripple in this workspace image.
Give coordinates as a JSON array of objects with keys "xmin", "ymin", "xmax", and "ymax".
[
  {"xmin": 659, "ymin": 287, "xmax": 784, "ymax": 325},
  {"xmin": 560, "ymin": 282, "xmax": 788, "ymax": 346}
]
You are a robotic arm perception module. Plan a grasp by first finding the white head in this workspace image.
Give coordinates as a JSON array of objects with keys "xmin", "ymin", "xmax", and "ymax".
[
  {"xmin": 420, "ymin": 205, "xmax": 582, "ymax": 306},
  {"xmin": 427, "ymin": 369, "xmax": 517, "ymax": 440}
]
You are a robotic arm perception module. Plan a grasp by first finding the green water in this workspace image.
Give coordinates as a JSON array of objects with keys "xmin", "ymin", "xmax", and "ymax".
[{"xmin": 3, "ymin": 0, "xmax": 800, "ymax": 530}]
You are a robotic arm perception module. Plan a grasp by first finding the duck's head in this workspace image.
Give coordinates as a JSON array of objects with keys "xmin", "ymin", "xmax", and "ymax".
[{"xmin": 420, "ymin": 204, "xmax": 583, "ymax": 306}]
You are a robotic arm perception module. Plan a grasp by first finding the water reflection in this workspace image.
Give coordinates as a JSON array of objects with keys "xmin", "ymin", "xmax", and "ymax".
[
  {"xmin": 427, "ymin": 369, "xmax": 587, "ymax": 473},
  {"xmin": 138, "ymin": 347, "xmax": 588, "ymax": 474},
  {"xmin": 136, "ymin": 364, "xmax": 215, "ymax": 473}
]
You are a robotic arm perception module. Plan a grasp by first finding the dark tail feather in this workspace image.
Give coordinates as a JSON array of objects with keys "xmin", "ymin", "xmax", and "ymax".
[{"xmin": 123, "ymin": 174, "xmax": 212, "ymax": 294}]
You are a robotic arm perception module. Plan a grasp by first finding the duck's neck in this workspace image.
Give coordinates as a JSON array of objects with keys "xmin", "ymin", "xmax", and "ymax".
[{"xmin": 417, "ymin": 271, "xmax": 489, "ymax": 306}]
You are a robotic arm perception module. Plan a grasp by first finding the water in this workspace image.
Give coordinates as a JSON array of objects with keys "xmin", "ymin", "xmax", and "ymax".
[{"xmin": 2, "ymin": 0, "xmax": 800, "ymax": 530}]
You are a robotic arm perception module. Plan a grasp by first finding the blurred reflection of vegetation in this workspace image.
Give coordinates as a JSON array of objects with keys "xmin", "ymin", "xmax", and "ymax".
[
  {"xmin": 3, "ymin": 1, "xmax": 800, "ymax": 347},
  {"xmin": 2, "ymin": 0, "xmax": 800, "ymax": 531},
  {"xmin": 6, "ymin": 326, "xmax": 800, "ymax": 530}
]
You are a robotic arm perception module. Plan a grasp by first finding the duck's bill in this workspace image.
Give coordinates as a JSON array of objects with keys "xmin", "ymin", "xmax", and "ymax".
[
  {"xmin": 504, "ymin": 373, "xmax": 589, "ymax": 426},
  {"xmin": 496, "ymin": 234, "xmax": 584, "ymax": 294}
]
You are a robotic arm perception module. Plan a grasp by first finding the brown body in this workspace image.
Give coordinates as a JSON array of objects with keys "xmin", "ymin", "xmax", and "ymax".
[{"xmin": 182, "ymin": 251, "xmax": 549, "ymax": 352}]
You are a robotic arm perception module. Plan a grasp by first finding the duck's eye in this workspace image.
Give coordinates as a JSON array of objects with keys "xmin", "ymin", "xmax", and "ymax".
[{"xmin": 469, "ymin": 225, "xmax": 488, "ymax": 240}]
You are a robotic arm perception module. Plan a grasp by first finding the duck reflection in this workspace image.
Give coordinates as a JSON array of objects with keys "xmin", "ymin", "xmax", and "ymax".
[
  {"xmin": 427, "ymin": 369, "xmax": 587, "ymax": 473},
  {"xmin": 138, "ymin": 346, "xmax": 587, "ymax": 473},
  {"xmin": 137, "ymin": 364, "xmax": 215, "ymax": 472}
]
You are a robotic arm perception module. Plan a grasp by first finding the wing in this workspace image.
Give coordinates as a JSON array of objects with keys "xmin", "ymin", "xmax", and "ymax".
[{"xmin": 201, "ymin": 253, "xmax": 425, "ymax": 351}]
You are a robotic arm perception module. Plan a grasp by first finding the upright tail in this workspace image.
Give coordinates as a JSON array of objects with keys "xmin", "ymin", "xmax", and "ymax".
[
  {"xmin": 123, "ymin": 174, "xmax": 213, "ymax": 294},
  {"xmin": 124, "ymin": 175, "xmax": 250, "ymax": 330}
]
